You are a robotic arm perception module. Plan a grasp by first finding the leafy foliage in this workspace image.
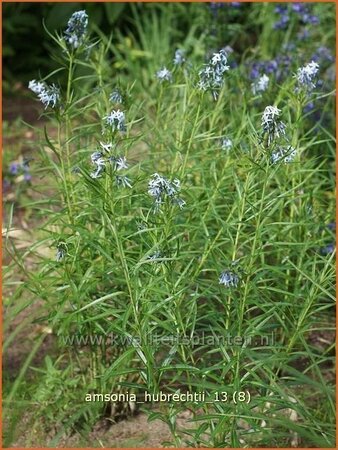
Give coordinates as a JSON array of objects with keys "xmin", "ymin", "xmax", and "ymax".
[{"xmin": 3, "ymin": 2, "xmax": 335, "ymax": 447}]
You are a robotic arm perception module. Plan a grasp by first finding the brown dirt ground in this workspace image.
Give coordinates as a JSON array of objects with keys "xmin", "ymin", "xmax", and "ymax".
[{"xmin": 10, "ymin": 409, "xmax": 197, "ymax": 448}]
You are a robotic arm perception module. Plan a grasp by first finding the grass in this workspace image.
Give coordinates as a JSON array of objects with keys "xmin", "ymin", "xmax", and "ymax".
[{"xmin": 3, "ymin": 2, "xmax": 336, "ymax": 448}]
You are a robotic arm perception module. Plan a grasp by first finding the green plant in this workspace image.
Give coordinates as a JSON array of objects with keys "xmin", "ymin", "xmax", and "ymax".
[{"xmin": 3, "ymin": 3, "xmax": 335, "ymax": 447}]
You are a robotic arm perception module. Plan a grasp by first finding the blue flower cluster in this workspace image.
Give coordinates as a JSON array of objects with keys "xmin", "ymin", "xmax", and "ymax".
[
  {"xmin": 56, "ymin": 243, "xmax": 67, "ymax": 262},
  {"xmin": 146, "ymin": 250, "xmax": 162, "ymax": 263},
  {"xmin": 90, "ymin": 142, "xmax": 131, "ymax": 188},
  {"xmin": 219, "ymin": 270, "xmax": 239, "ymax": 288},
  {"xmin": 249, "ymin": 52, "xmax": 293, "ymax": 83},
  {"xmin": 155, "ymin": 49, "xmax": 190, "ymax": 85},
  {"xmin": 28, "ymin": 80, "xmax": 60, "ymax": 109},
  {"xmin": 9, "ymin": 159, "xmax": 32, "ymax": 182},
  {"xmin": 64, "ymin": 10, "xmax": 88, "ymax": 49},
  {"xmin": 270, "ymin": 145, "xmax": 297, "ymax": 165},
  {"xmin": 109, "ymin": 89, "xmax": 123, "ymax": 104},
  {"xmin": 295, "ymin": 61, "xmax": 320, "ymax": 92},
  {"xmin": 311, "ymin": 46, "xmax": 335, "ymax": 65},
  {"xmin": 103, "ymin": 110, "xmax": 126, "ymax": 133},
  {"xmin": 221, "ymin": 137, "xmax": 233, "ymax": 152},
  {"xmin": 148, "ymin": 173, "xmax": 185, "ymax": 213},
  {"xmin": 250, "ymin": 60, "xmax": 277, "ymax": 80},
  {"xmin": 274, "ymin": 3, "xmax": 319, "ymax": 30},
  {"xmin": 198, "ymin": 49, "xmax": 230, "ymax": 100},
  {"xmin": 261, "ymin": 106, "xmax": 286, "ymax": 147},
  {"xmin": 155, "ymin": 67, "xmax": 173, "ymax": 83},
  {"xmin": 173, "ymin": 49, "xmax": 186, "ymax": 66},
  {"xmin": 251, "ymin": 74, "xmax": 269, "ymax": 95},
  {"xmin": 248, "ymin": 40, "xmax": 331, "ymax": 92}
]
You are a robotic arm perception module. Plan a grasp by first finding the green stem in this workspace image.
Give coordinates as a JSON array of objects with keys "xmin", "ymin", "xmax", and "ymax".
[
  {"xmin": 238, "ymin": 166, "xmax": 269, "ymax": 334},
  {"xmin": 58, "ymin": 122, "xmax": 73, "ymax": 223},
  {"xmin": 65, "ymin": 55, "xmax": 73, "ymax": 169},
  {"xmin": 224, "ymin": 175, "xmax": 251, "ymax": 330},
  {"xmin": 64, "ymin": 54, "xmax": 74, "ymax": 221}
]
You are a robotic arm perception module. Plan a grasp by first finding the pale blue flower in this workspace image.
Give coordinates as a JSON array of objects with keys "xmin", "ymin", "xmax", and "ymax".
[
  {"xmin": 198, "ymin": 49, "xmax": 230, "ymax": 100},
  {"xmin": 221, "ymin": 137, "xmax": 233, "ymax": 151},
  {"xmin": 173, "ymin": 197, "xmax": 186, "ymax": 209},
  {"xmin": 148, "ymin": 173, "xmax": 184, "ymax": 212},
  {"xmin": 147, "ymin": 250, "xmax": 162, "ymax": 262},
  {"xmin": 173, "ymin": 49, "xmax": 186, "ymax": 65},
  {"xmin": 296, "ymin": 61, "xmax": 319, "ymax": 91},
  {"xmin": 261, "ymin": 105, "xmax": 286, "ymax": 146},
  {"xmin": 109, "ymin": 156, "xmax": 128, "ymax": 171},
  {"xmin": 28, "ymin": 80, "xmax": 60, "ymax": 109},
  {"xmin": 109, "ymin": 89, "xmax": 123, "ymax": 104},
  {"xmin": 90, "ymin": 150, "xmax": 129, "ymax": 180},
  {"xmin": 99, "ymin": 141, "xmax": 115, "ymax": 154},
  {"xmin": 56, "ymin": 243, "xmax": 67, "ymax": 262},
  {"xmin": 251, "ymin": 74, "xmax": 269, "ymax": 95},
  {"xmin": 271, "ymin": 146, "xmax": 297, "ymax": 164},
  {"xmin": 64, "ymin": 10, "xmax": 88, "ymax": 49},
  {"xmin": 156, "ymin": 67, "xmax": 173, "ymax": 83},
  {"xmin": 103, "ymin": 110, "xmax": 126, "ymax": 132},
  {"xmin": 28, "ymin": 80, "xmax": 45, "ymax": 94},
  {"xmin": 219, "ymin": 270, "xmax": 239, "ymax": 288},
  {"xmin": 115, "ymin": 175, "xmax": 132, "ymax": 188},
  {"xmin": 39, "ymin": 84, "xmax": 60, "ymax": 108},
  {"xmin": 91, "ymin": 151, "xmax": 105, "ymax": 166},
  {"xmin": 90, "ymin": 151, "xmax": 105, "ymax": 179}
]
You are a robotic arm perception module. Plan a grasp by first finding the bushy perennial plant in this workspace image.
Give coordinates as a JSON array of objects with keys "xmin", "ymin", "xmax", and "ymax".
[{"xmin": 5, "ymin": 3, "xmax": 335, "ymax": 448}]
